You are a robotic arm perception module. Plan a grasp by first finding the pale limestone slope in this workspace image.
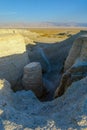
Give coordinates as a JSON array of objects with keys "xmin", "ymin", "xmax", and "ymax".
[
  {"xmin": 0, "ymin": 34, "xmax": 26, "ymax": 57},
  {"xmin": 0, "ymin": 34, "xmax": 29, "ymax": 87}
]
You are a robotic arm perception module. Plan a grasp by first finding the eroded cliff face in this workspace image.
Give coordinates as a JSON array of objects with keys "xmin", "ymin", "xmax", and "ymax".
[
  {"xmin": 64, "ymin": 36, "xmax": 87, "ymax": 71},
  {"xmin": 0, "ymin": 29, "xmax": 86, "ymax": 100},
  {"xmin": 0, "ymin": 34, "xmax": 29, "ymax": 88},
  {"xmin": 55, "ymin": 35, "xmax": 87, "ymax": 98},
  {"xmin": 0, "ymin": 29, "xmax": 40, "ymax": 45},
  {"xmin": 28, "ymin": 32, "xmax": 82, "ymax": 100}
]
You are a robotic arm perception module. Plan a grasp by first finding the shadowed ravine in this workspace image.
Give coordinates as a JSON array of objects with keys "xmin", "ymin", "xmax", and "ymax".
[
  {"xmin": 27, "ymin": 32, "xmax": 82, "ymax": 101},
  {"xmin": 37, "ymin": 47, "xmax": 51, "ymax": 72}
]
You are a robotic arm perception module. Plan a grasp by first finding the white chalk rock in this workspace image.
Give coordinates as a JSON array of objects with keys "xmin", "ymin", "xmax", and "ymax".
[{"xmin": 0, "ymin": 34, "xmax": 29, "ymax": 88}]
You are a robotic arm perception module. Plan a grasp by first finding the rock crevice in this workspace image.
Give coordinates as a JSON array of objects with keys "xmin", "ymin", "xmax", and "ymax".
[{"xmin": 55, "ymin": 35, "xmax": 87, "ymax": 98}]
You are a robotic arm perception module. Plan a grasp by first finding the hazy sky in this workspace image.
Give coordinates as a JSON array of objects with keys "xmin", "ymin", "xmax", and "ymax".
[{"xmin": 0, "ymin": 0, "xmax": 87, "ymax": 23}]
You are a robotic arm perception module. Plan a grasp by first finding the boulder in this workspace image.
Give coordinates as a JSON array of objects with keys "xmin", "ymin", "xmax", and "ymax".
[
  {"xmin": 55, "ymin": 36, "xmax": 87, "ymax": 98},
  {"xmin": 22, "ymin": 62, "xmax": 43, "ymax": 97},
  {"xmin": 0, "ymin": 34, "xmax": 29, "ymax": 89}
]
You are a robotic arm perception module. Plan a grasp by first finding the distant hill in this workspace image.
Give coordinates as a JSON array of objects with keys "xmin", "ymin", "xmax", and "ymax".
[{"xmin": 0, "ymin": 22, "xmax": 87, "ymax": 28}]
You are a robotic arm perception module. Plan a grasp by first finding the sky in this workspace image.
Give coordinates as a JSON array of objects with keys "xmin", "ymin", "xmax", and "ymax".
[{"xmin": 0, "ymin": 0, "xmax": 87, "ymax": 23}]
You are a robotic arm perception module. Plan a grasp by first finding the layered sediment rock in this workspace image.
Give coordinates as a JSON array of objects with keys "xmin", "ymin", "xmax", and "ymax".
[
  {"xmin": 22, "ymin": 62, "xmax": 43, "ymax": 97},
  {"xmin": 55, "ymin": 36, "xmax": 87, "ymax": 98},
  {"xmin": 0, "ymin": 34, "xmax": 29, "ymax": 88}
]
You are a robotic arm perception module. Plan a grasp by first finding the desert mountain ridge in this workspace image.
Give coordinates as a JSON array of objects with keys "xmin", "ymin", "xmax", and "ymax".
[{"xmin": 0, "ymin": 22, "xmax": 87, "ymax": 28}]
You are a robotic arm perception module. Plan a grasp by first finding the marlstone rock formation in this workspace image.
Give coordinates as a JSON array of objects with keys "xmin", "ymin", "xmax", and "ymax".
[
  {"xmin": 27, "ymin": 32, "xmax": 81, "ymax": 100},
  {"xmin": 64, "ymin": 36, "xmax": 87, "ymax": 71},
  {"xmin": 0, "ymin": 34, "xmax": 29, "ymax": 88},
  {"xmin": 55, "ymin": 36, "xmax": 87, "ymax": 98},
  {"xmin": 0, "ymin": 77, "xmax": 87, "ymax": 129},
  {"xmin": 22, "ymin": 62, "xmax": 43, "ymax": 97},
  {"xmin": 0, "ymin": 30, "xmax": 87, "ymax": 129}
]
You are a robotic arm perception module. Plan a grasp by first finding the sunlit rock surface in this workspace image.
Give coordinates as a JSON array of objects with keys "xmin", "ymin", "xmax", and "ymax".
[{"xmin": 0, "ymin": 34, "xmax": 29, "ymax": 88}]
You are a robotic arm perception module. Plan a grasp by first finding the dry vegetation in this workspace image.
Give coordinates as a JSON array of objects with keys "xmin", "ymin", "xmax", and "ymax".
[
  {"xmin": 29, "ymin": 28, "xmax": 81, "ymax": 34},
  {"xmin": 29, "ymin": 28, "xmax": 84, "ymax": 43},
  {"xmin": 0, "ymin": 28, "xmax": 85, "ymax": 44}
]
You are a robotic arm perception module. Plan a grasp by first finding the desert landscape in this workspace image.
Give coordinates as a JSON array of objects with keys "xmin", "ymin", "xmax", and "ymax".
[
  {"xmin": 0, "ymin": 28, "xmax": 87, "ymax": 129},
  {"xmin": 0, "ymin": 0, "xmax": 87, "ymax": 129}
]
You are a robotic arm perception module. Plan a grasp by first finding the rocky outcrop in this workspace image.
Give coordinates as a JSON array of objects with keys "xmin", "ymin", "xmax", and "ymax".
[
  {"xmin": 0, "ymin": 29, "xmax": 40, "ymax": 45},
  {"xmin": 28, "ymin": 34, "xmax": 76, "ymax": 73},
  {"xmin": 54, "ymin": 36, "xmax": 87, "ymax": 98},
  {"xmin": 22, "ymin": 62, "xmax": 43, "ymax": 97},
  {"xmin": 0, "ymin": 29, "xmax": 39, "ymax": 38},
  {"xmin": 28, "ymin": 32, "xmax": 81, "ymax": 100},
  {"xmin": 0, "ymin": 77, "xmax": 87, "ymax": 129},
  {"xmin": 64, "ymin": 36, "xmax": 87, "ymax": 71},
  {"xmin": 0, "ymin": 34, "xmax": 29, "ymax": 89}
]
